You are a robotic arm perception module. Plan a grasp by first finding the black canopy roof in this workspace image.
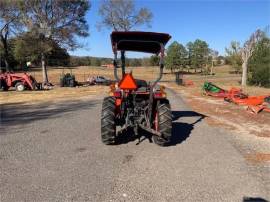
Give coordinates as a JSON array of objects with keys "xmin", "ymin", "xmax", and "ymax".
[{"xmin": 111, "ymin": 31, "xmax": 171, "ymax": 54}]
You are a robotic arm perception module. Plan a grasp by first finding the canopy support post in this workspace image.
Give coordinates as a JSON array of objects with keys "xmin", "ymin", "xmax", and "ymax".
[
  {"xmin": 121, "ymin": 51, "xmax": 126, "ymax": 78},
  {"xmin": 148, "ymin": 43, "xmax": 165, "ymax": 125},
  {"xmin": 113, "ymin": 45, "xmax": 120, "ymax": 82}
]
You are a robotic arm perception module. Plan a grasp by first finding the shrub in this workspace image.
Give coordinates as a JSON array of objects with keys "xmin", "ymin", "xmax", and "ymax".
[{"xmin": 248, "ymin": 37, "xmax": 270, "ymax": 87}]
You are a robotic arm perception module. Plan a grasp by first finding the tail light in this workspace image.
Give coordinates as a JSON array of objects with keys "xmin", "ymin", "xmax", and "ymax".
[
  {"xmin": 154, "ymin": 92, "xmax": 167, "ymax": 98},
  {"xmin": 109, "ymin": 83, "xmax": 121, "ymax": 97},
  {"xmin": 154, "ymin": 85, "xmax": 166, "ymax": 98},
  {"xmin": 113, "ymin": 91, "xmax": 122, "ymax": 98}
]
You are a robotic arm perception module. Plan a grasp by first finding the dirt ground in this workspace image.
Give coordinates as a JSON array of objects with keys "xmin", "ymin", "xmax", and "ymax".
[
  {"xmin": 0, "ymin": 85, "xmax": 108, "ymax": 104},
  {"xmin": 170, "ymin": 84, "xmax": 270, "ymax": 134}
]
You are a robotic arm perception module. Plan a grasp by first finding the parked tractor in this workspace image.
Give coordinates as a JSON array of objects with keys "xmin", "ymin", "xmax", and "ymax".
[
  {"xmin": 59, "ymin": 72, "xmax": 77, "ymax": 87},
  {"xmin": 101, "ymin": 31, "xmax": 172, "ymax": 146},
  {"xmin": 0, "ymin": 72, "xmax": 41, "ymax": 91}
]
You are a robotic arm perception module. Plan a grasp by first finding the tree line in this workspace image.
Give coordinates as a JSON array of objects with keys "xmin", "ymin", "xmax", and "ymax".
[
  {"xmin": 165, "ymin": 40, "xmax": 222, "ymax": 74},
  {"xmin": 0, "ymin": 35, "xmax": 70, "ymax": 68},
  {"xmin": 69, "ymin": 55, "xmax": 161, "ymax": 67}
]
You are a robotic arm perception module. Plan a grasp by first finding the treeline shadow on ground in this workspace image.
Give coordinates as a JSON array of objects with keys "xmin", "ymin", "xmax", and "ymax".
[{"xmin": 0, "ymin": 99, "xmax": 99, "ymax": 134}]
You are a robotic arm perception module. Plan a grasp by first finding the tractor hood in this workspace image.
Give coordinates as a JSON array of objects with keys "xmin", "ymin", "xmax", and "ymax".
[{"xmin": 111, "ymin": 31, "xmax": 171, "ymax": 54}]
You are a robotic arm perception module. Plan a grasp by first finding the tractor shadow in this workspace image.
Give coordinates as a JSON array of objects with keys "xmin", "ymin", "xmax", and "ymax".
[
  {"xmin": 115, "ymin": 128, "xmax": 143, "ymax": 145},
  {"xmin": 115, "ymin": 110, "xmax": 206, "ymax": 146},
  {"xmin": 169, "ymin": 111, "xmax": 206, "ymax": 146}
]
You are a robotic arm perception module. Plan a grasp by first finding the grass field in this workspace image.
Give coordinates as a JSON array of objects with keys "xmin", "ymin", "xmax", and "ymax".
[
  {"xmin": 0, "ymin": 65, "xmax": 173, "ymax": 104},
  {"xmin": 29, "ymin": 65, "xmax": 173, "ymax": 84},
  {"xmin": 169, "ymin": 65, "xmax": 270, "ymax": 96},
  {"xmin": 25, "ymin": 64, "xmax": 270, "ymax": 96}
]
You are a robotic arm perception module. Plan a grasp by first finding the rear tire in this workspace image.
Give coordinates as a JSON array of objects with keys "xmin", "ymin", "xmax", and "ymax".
[
  {"xmin": 153, "ymin": 99, "xmax": 172, "ymax": 146},
  {"xmin": 101, "ymin": 96, "xmax": 116, "ymax": 145},
  {"xmin": 15, "ymin": 82, "xmax": 25, "ymax": 92}
]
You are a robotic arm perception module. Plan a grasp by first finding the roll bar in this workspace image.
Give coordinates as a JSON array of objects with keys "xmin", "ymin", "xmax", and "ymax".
[{"xmin": 113, "ymin": 41, "xmax": 165, "ymax": 86}]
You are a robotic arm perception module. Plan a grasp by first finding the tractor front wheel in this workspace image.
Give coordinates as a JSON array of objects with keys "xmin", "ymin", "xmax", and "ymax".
[
  {"xmin": 101, "ymin": 96, "xmax": 116, "ymax": 145},
  {"xmin": 153, "ymin": 99, "xmax": 172, "ymax": 146},
  {"xmin": 15, "ymin": 82, "xmax": 25, "ymax": 92}
]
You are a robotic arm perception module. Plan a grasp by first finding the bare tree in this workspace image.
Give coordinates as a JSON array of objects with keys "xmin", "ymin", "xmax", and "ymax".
[
  {"xmin": 0, "ymin": 0, "xmax": 21, "ymax": 71},
  {"xmin": 241, "ymin": 29, "xmax": 264, "ymax": 86},
  {"xmin": 98, "ymin": 0, "xmax": 152, "ymax": 31},
  {"xmin": 18, "ymin": 0, "xmax": 90, "ymax": 84}
]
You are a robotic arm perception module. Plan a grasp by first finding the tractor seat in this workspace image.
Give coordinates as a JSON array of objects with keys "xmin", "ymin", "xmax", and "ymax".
[{"xmin": 135, "ymin": 79, "xmax": 148, "ymax": 92}]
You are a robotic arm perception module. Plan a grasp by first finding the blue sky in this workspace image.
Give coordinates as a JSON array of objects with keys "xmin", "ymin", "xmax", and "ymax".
[{"xmin": 69, "ymin": 0, "xmax": 270, "ymax": 58}]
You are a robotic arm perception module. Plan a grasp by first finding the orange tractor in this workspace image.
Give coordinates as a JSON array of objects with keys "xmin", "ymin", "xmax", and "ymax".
[{"xmin": 101, "ymin": 31, "xmax": 172, "ymax": 146}]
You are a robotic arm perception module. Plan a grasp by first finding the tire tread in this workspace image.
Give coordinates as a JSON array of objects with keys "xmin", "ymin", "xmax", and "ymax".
[
  {"xmin": 101, "ymin": 96, "xmax": 116, "ymax": 145},
  {"xmin": 153, "ymin": 99, "xmax": 172, "ymax": 146}
]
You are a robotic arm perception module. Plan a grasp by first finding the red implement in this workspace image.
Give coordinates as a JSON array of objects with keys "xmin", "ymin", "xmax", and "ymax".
[{"xmin": 203, "ymin": 82, "xmax": 270, "ymax": 114}]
